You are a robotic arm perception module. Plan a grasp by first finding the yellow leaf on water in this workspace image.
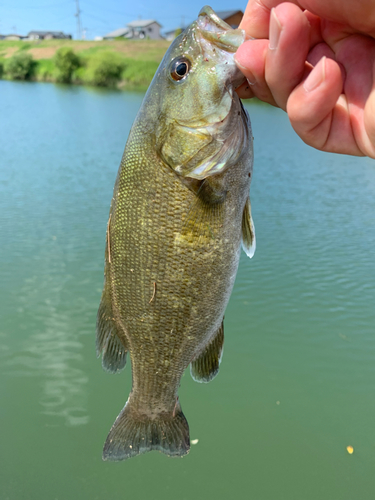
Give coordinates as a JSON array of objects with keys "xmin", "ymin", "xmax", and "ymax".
[{"xmin": 346, "ymin": 446, "xmax": 354, "ymax": 454}]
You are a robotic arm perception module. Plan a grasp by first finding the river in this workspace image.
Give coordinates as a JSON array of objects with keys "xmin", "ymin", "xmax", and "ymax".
[{"xmin": 1, "ymin": 80, "xmax": 374, "ymax": 500}]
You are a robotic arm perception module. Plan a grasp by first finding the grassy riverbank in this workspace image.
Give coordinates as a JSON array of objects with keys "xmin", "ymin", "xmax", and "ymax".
[{"xmin": 0, "ymin": 39, "xmax": 171, "ymax": 90}]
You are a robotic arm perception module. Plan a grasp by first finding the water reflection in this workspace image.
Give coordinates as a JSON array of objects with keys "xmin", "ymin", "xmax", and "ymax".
[
  {"xmin": 4, "ymin": 290, "xmax": 90, "ymax": 426},
  {"xmin": 30, "ymin": 308, "xmax": 89, "ymax": 426}
]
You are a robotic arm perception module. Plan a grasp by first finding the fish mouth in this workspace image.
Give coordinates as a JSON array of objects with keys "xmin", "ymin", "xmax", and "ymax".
[
  {"xmin": 197, "ymin": 6, "xmax": 245, "ymax": 53},
  {"xmin": 174, "ymin": 6, "xmax": 245, "ymax": 132}
]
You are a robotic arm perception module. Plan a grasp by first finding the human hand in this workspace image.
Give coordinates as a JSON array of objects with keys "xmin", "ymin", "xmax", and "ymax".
[{"xmin": 235, "ymin": 0, "xmax": 375, "ymax": 157}]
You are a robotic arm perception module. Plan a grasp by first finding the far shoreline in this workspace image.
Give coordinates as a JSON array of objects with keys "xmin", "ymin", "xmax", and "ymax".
[{"xmin": 0, "ymin": 39, "xmax": 170, "ymax": 90}]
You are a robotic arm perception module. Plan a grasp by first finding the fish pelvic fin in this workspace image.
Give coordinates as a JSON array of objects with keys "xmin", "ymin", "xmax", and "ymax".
[
  {"xmin": 102, "ymin": 399, "xmax": 190, "ymax": 461},
  {"xmin": 96, "ymin": 294, "xmax": 128, "ymax": 374},
  {"xmin": 190, "ymin": 320, "xmax": 224, "ymax": 383},
  {"xmin": 241, "ymin": 197, "xmax": 256, "ymax": 259}
]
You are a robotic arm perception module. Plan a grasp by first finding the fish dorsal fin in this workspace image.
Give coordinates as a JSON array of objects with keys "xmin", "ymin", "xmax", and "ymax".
[
  {"xmin": 241, "ymin": 197, "xmax": 256, "ymax": 259},
  {"xmin": 190, "ymin": 321, "xmax": 224, "ymax": 383},
  {"xmin": 96, "ymin": 292, "xmax": 128, "ymax": 374}
]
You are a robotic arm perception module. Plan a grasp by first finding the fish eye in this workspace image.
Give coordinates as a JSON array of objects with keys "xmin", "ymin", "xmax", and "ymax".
[{"xmin": 170, "ymin": 57, "xmax": 191, "ymax": 81}]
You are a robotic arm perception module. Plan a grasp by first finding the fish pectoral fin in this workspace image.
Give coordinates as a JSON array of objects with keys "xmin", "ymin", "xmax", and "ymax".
[
  {"xmin": 102, "ymin": 399, "xmax": 190, "ymax": 461},
  {"xmin": 179, "ymin": 178, "xmax": 226, "ymax": 245},
  {"xmin": 96, "ymin": 293, "xmax": 128, "ymax": 374},
  {"xmin": 190, "ymin": 321, "xmax": 224, "ymax": 383},
  {"xmin": 241, "ymin": 197, "xmax": 256, "ymax": 259}
]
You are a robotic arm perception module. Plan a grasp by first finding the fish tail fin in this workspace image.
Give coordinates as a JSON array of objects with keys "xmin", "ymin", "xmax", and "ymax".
[{"xmin": 102, "ymin": 399, "xmax": 190, "ymax": 461}]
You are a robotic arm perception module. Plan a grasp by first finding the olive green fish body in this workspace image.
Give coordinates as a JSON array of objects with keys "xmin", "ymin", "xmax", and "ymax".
[{"xmin": 97, "ymin": 6, "xmax": 256, "ymax": 461}]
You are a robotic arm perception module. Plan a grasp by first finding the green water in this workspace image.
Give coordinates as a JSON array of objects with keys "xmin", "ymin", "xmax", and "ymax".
[{"xmin": 1, "ymin": 80, "xmax": 375, "ymax": 500}]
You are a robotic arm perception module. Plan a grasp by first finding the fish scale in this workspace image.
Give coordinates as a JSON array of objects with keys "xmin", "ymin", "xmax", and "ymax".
[{"xmin": 97, "ymin": 5, "xmax": 256, "ymax": 460}]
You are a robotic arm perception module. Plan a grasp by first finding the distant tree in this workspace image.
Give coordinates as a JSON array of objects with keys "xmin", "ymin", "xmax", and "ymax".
[
  {"xmin": 4, "ymin": 52, "xmax": 34, "ymax": 80},
  {"xmin": 174, "ymin": 28, "xmax": 183, "ymax": 38},
  {"xmin": 54, "ymin": 48, "xmax": 80, "ymax": 83},
  {"xmin": 87, "ymin": 52, "xmax": 125, "ymax": 87}
]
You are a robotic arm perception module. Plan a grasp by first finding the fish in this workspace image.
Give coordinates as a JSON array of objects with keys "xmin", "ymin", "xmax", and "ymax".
[{"xmin": 96, "ymin": 5, "xmax": 256, "ymax": 461}]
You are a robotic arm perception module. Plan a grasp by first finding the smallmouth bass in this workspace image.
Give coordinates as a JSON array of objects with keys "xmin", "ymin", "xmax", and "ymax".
[{"xmin": 96, "ymin": 5, "xmax": 256, "ymax": 461}]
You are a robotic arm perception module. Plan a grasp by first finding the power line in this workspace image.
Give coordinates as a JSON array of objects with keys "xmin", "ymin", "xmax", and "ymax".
[
  {"xmin": 83, "ymin": 12, "xmax": 118, "ymax": 28},
  {"xmin": 75, "ymin": 0, "xmax": 82, "ymax": 39}
]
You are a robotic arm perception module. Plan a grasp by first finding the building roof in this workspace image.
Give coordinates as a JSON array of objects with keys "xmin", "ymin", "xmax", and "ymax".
[
  {"xmin": 215, "ymin": 10, "xmax": 243, "ymax": 19},
  {"xmin": 127, "ymin": 19, "xmax": 162, "ymax": 28},
  {"xmin": 28, "ymin": 30, "xmax": 66, "ymax": 36},
  {"xmin": 103, "ymin": 27, "xmax": 130, "ymax": 38}
]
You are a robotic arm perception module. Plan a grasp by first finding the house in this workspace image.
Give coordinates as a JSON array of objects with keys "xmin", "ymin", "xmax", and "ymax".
[
  {"xmin": 164, "ymin": 29, "xmax": 183, "ymax": 41},
  {"xmin": 126, "ymin": 19, "xmax": 163, "ymax": 40},
  {"xmin": 103, "ymin": 19, "xmax": 163, "ymax": 40},
  {"xmin": 215, "ymin": 10, "xmax": 244, "ymax": 28},
  {"xmin": 3, "ymin": 34, "xmax": 24, "ymax": 40},
  {"xmin": 103, "ymin": 27, "xmax": 131, "ymax": 40},
  {"xmin": 27, "ymin": 31, "xmax": 72, "ymax": 40}
]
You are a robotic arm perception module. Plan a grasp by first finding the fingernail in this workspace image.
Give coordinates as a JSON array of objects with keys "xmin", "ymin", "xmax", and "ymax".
[
  {"xmin": 269, "ymin": 8, "xmax": 282, "ymax": 50},
  {"xmin": 234, "ymin": 54, "xmax": 256, "ymax": 85},
  {"xmin": 304, "ymin": 56, "xmax": 326, "ymax": 92}
]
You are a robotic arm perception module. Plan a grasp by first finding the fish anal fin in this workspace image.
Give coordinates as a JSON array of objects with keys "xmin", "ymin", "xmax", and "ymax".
[
  {"xmin": 96, "ymin": 292, "xmax": 128, "ymax": 374},
  {"xmin": 241, "ymin": 197, "xmax": 256, "ymax": 258},
  {"xmin": 103, "ymin": 399, "xmax": 190, "ymax": 461},
  {"xmin": 191, "ymin": 321, "xmax": 224, "ymax": 383}
]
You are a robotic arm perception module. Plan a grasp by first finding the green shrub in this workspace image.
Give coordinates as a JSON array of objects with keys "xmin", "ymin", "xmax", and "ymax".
[
  {"xmin": 54, "ymin": 47, "xmax": 80, "ymax": 83},
  {"xmin": 4, "ymin": 52, "xmax": 34, "ymax": 80},
  {"xmin": 0, "ymin": 60, "xmax": 3, "ymax": 78},
  {"xmin": 35, "ymin": 58, "xmax": 55, "ymax": 81},
  {"xmin": 85, "ymin": 51, "xmax": 125, "ymax": 87},
  {"xmin": 71, "ymin": 65, "xmax": 86, "ymax": 83},
  {"xmin": 121, "ymin": 59, "xmax": 158, "ymax": 89}
]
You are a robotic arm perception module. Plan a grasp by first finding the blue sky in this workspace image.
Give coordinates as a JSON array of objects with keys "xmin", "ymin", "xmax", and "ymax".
[{"xmin": 0, "ymin": 1, "xmax": 245, "ymax": 40}]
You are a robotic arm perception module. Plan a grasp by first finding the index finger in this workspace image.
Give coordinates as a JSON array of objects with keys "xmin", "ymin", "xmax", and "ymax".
[{"xmin": 240, "ymin": 0, "xmax": 303, "ymax": 38}]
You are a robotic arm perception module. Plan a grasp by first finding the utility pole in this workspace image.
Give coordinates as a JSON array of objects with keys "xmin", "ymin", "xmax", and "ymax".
[{"xmin": 75, "ymin": 0, "xmax": 82, "ymax": 40}]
